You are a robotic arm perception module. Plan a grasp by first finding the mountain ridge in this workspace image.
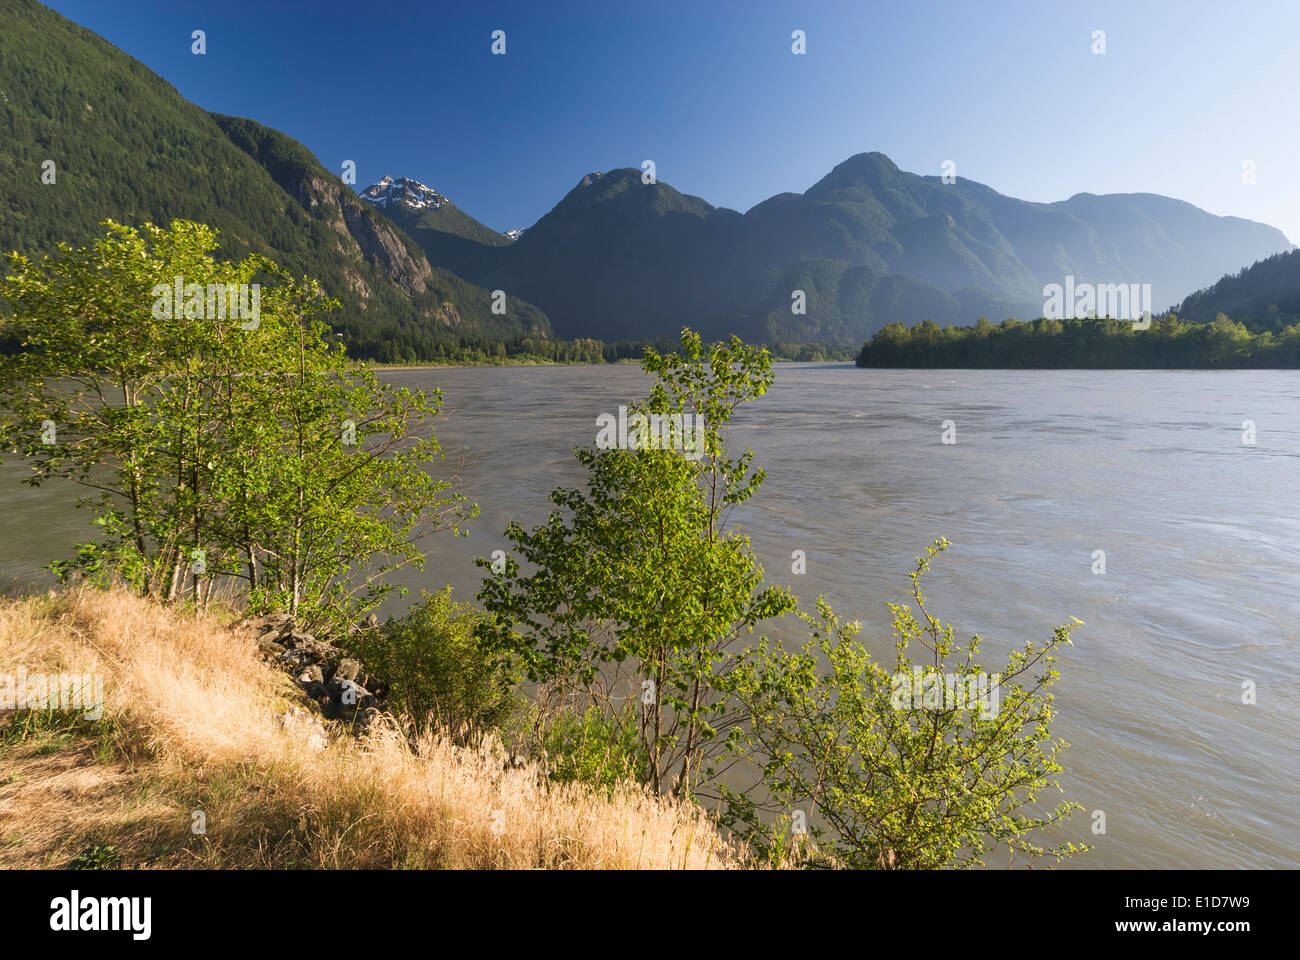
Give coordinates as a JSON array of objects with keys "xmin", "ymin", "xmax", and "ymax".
[
  {"xmin": 4, "ymin": 0, "xmax": 1292, "ymax": 354},
  {"xmin": 1174, "ymin": 248, "xmax": 1300, "ymax": 329},
  {"xmin": 379, "ymin": 150, "xmax": 1289, "ymax": 344}
]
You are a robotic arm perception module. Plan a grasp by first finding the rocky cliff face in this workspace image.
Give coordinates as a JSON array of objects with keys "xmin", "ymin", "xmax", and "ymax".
[
  {"xmin": 331, "ymin": 180, "xmax": 435, "ymax": 297},
  {"xmin": 208, "ymin": 116, "xmax": 551, "ymax": 349}
]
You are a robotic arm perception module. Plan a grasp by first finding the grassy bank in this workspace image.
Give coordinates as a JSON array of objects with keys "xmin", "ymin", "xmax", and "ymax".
[{"xmin": 0, "ymin": 586, "xmax": 740, "ymax": 869}]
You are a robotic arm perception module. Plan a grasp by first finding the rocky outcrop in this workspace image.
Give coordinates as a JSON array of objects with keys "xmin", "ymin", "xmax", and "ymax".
[
  {"xmin": 436, "ymin": 301, "xmax": 461, "ymax": 327},
  {"xmin": 238, "ymin": 612, "xmax": 534, "ymax": 772},
  {"xmin": 236, "ymin": 612, "xmax": 390, "ymax": 728}
]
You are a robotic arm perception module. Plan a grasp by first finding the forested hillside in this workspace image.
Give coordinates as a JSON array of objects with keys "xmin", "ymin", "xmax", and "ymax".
[{"xmin": 0, "ymin": 0, "xmax": 551, "ymax": 362}]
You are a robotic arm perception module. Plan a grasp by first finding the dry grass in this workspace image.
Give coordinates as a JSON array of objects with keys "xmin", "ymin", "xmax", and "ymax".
[{"xmin": 0, "ymin": 586, "xmax": 742, "ymax": 869}]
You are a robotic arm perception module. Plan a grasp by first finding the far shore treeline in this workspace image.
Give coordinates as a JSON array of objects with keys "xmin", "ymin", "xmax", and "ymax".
[
  {"xmin": 357, "ymin": 312, "xmax": 1300, "ymax": 370},
  {"xmin": 357, "ymin": 334, "xmax": 856, "ymax": 366},
  {"xmin": 856, "ymin": 314, "xmax": 1300, "ymax": 369}
]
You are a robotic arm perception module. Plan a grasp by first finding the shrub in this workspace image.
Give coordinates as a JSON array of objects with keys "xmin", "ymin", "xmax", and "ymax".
[
  {"xmin": 347, "ymin": 588, "xmax": 519, "ymax": 736},
  {"xmin": 504, "ymin": 701, "xmax": 650, "ymax": 793},
  {"xmin": 722, "ymin": 539, "xmax": 1089, "ymax": 869}
]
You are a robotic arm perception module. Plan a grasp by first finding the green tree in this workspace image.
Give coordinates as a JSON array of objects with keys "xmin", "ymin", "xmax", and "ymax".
[
  {"xmin": 0, "ymin": 219, "xmax": 473, "ymax": 632},
  {"xmin": 476, "ymin": 329, "xmax": 794, "ymax": 795}
]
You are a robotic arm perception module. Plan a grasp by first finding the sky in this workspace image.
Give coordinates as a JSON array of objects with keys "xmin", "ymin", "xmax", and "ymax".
[{"xmin": 43, "ymin": 0, "xmax": 1300, "ymax": 242}]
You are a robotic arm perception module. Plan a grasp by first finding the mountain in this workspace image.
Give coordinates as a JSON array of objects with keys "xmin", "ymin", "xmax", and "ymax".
[
  {"xmin": 1174, "ymin": 249, "xmax": 1300, "ymax": 331},
  {"xmin": 5, "ymin": 0, "xmax": 1290, "ymax": 353},
  {"xmin": 467, "ymin": 169, "xmax": 746, "ymax": 341},
  {"xmin": 395, "ymin": 153, "xmax": 1292, "ymax": 345},
  {"xmin": 357, "ymin": 175, "xmax": 513, "ymax": 281},
  {"xmin": 0, "ymin": 0, "xmax": 551, "ymax": 362}
]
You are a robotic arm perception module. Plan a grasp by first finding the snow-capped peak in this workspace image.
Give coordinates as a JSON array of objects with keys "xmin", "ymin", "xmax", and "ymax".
[{"xmin": 359, "ymin": 175, "xmax": 450, "ymax": 212}]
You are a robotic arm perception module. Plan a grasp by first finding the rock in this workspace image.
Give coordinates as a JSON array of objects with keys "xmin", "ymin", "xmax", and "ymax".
[
  {"xmin": 296, "ymin": 638, "xmax": 339, "ymax": 661},
  {"xmin": 333, "ymin": 659, "xmax": 363, "ymax": 684},
  {"xmin": 333, "ymin": 677, "xmax": 367, "ymax": 701},
  {"xmin": 249, "ymin": 614, "xmax": 392, "ymax": 731},
  {"xmin": 328, "ymin": 677, "xmax": 375, "ymax": 713},
  {"xmin": 274, "ymin": 649, "xmax": 308, "ymax": 669},
  {"xmin": 320, "ymin": 689, "xmax": 376, "ymax": 717},
  {"xmin": 297, "ymin": 665, "xmax": 324, "ymax": 685},
  {"xmin": 257, "ymin": 623, "xmax": 293, "ymax": 644},
  {"xmin": 348, "ymin": 613, "xmax": 380, "ymax": 636}
]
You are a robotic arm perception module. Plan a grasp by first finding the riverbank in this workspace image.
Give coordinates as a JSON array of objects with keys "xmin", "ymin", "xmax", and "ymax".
[{"xmin": 0, "ymin": 586, "xmax": 738, "ymax": 869}]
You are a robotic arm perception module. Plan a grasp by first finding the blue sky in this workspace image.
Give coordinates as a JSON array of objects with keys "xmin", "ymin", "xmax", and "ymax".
[{"xmin": 45, "ymin": 0, "xmax": 1300, "ymax": 242}]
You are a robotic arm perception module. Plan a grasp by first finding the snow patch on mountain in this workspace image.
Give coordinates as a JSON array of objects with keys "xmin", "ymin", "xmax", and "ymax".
[{"xmin": 359, "ymin": 175, "xmax": 450, "ymax": 212}]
